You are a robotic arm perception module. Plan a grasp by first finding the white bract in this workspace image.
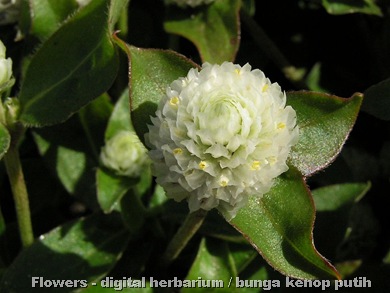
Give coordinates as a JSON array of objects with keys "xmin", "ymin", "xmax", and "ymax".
[
  {"xmin": 165, "ymin": 0, "xmax": 215, "ymax": 8},
  {"xmin": 147, "ymin": 62, "xmax": 299, "ymax": 219},
  {"xmin": 100, "ymin": 131, "xmax": 149, "ymax": 177},
  {"xmin": 0, "ymin": 39, "xmax": 12, "ymax": 89}
]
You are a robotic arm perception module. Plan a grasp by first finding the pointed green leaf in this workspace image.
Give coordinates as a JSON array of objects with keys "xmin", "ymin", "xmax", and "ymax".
[
  {"xmin": 114, "ymin": 42, "xmax": 198, "ymax": 142},
  {"xmin": 0, "ymin": 123, "xmax": 10, "ymax": 160},
  {"xmin": 184, "ymin": 238, "xmax": 234, "ymax": 293},
  {"xmin": 96, "ymin": 168, "xmax": 137, "ymax": 213},
  {"xmin": 32, "ymin": 95, "xmax": 112, "ymax": 209},
  {"xmin": 313, "ymin": 183, "xmax": 370, "ymax": 212},
  {"xmin": 19, "ymin": 0, "xmax": 118, "ymax": 126},
  {"xmin": 78, "ymin": 93, "xmax": 114, "ymax": 158},
  {"xmin": 312, "ymin": 182, "xmax": 371, "ymax": 259},
  {"xmin": 164, "ymin": 0, "xmax": 241, "ymax": 63},
  {"xmin": 108, "ymin": 0, "xmax": 130, "ymax": 33},
  {"xmin": 105, "ymin": 88, "xmax": 132, "ymax": 141},
  {"xmin": 287, "ymin": 91, "xmax": 363, "ymax": 176},
  {"xmin": 28, "ymin": 0, "xmax": 79, "ymax": 40},
  {"xmin": 0, "ymin": 213, "xmax": 129, "ymax": 292},
  {"xmin": 228, "ymin": 168, "xmax": 340, "ymax": 280},
  {"xmin": 322, "ymin": 0, "xmax": 383, "ymax": 16},
  {"xmin": 362, "ymin": 78, "xmax": 390, "ymax": 120}
]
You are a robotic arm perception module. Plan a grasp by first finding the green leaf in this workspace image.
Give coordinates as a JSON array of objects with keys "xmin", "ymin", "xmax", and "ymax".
[
  {"xmin": 105, "ymin": 88, "xmax": 132, "ymax": 141},
  {"xmin": 32, "ymin": 95, "xmax": 112, "ymax": 209},
  {"xmin": 184, "ymin": 238, "xmax": 234, "ymax": 293},
  {"xmin": 19, "ymin": 0, "xmax": 118, "ymax": 127},
  {"xmin": 164, "ymin": 0, "xmax": 241, "ymax": 63},
  {"xmin": 119, "ymin": 190, "xmax": 146, "ymax": 235},
  {"xmin": 287, "ymin": 91, "xmax": 363, "ymax": 177},
  {"xmin": 313, "ymin": 182, "xmax": 370, "ymax": 212},
  {"xmin": 96, "ymin": 168, "xmax": 137, "ymax": 213},
  {"xmin": 362, "ymin": 78, "xmax": 390, "ymax": 120},
  {"xmin": 28, "ymin": 0, "xmax": 79, "ymax": 40},
  {"xmin": 322, "ymin": 0, "xmax": 383, "ymax": 16},
  {"xmin": 78, "ymin": 93, "xmax": 114, "ymax": 158},
  {"xmin": 200, "ymin": 210, "xmax": 246, "ymax": 243},
  {"xmin": 229, "ymin": 168, "xmax": 340, "ymax": 280},
  {"xmin": 108, "ymin": 0, "xmax": 130, "ymax": 34},
  {"xmin": 312, "ymin": 182, "xmax": 371, "ymax": 260},
  {"xmin": 0, "ymin": 213, "xmax": 129, "ymax": 292},
  {"xmin": 115, "ymin": 43, "xmax": 198, "ymax": 142},
  {"xmin": 0, "ymin": 123, "xmax": 10, "ymax": 160}
]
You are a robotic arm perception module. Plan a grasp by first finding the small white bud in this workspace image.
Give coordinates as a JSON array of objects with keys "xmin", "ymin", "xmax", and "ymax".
[
  {"xmin": 0, "ymin": 39, "xmax": 13, "ymax": 89},
  {"xmin": 100, "ymin": 131, "xmax": 149, "ymax": 177}
]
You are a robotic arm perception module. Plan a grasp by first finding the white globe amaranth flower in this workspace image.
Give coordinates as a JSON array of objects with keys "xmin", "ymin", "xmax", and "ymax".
[
  {"xmin": 100, "ymin": 131, "xmax": 150, "ymax": 177},
  {"xmin": 165, "ymin": 0, "xmax": 215, "ymax": 8},
  {"xmin": 147, "ymin": 62, "xmax": 299, "ymax": 220},
  {"xmin": 0, "ymin": 39, "xmax": 12, "ymax": 89}
]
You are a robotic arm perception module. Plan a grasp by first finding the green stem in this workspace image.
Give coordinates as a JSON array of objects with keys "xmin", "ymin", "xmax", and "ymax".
[
  {"xmin": 162, "ymin": 209, "xmax": 207, "ymax": 266},
  {"xmin": 240, "ymin": 10, "xmax": 307, "ymax": 89},
  {"xmin": 3, "ymin": 143, "xmax": 34, "ymax": 248}
]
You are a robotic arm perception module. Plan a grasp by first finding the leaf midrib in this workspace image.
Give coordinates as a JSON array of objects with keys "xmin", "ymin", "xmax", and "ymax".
[{"xmin": 22, "ymin": 36, "xmax": 107, "ymax": 113}]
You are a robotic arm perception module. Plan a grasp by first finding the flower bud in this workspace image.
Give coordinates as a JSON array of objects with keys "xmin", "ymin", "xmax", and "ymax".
[
  {"xmin": 147, "ymin": 62, "xmax": 299, "ymax": 219},
  {"xmin": 100, "ymin": 131, "xmax": 149, "ymax": 177},
  {"xmin": 0, "ymin": 39, "xmax": 13, "ymax": 90}
]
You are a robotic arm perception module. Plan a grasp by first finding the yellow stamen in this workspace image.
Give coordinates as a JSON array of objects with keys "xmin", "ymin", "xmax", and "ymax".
[
  {"xmin": 262, "ymin": 83, "xmax": 269, "ymax": 92},
  {"xmin": 251, "ymin": 160, "xmax": 261, "ymax": 170},
  {"xmin": 169, "ymin": 96, "xmax": 180, "ymax": 106},
  {"xmin": 199, "ymin": 161, "xmax": 208, "ymax": 170},
  {"xmin": 235, "ymin": 68, "xmax": 241, "ymax": 75},
  {"xmin": 268, "ymin": 156, "xmax": 277, "ymax": 166},
  {"xmin": 220, "ymin": 176, "xmax": 229, "ymax": 187},
  {"xmin": 277, "ymin": 122, "xmax": 286, "ymax": 130},
  {"xmin": 173, "ymin": 148, "xmax": 182, "ymax": 155}
]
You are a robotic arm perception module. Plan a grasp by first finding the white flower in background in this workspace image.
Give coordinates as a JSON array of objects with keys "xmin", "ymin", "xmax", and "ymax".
[
  {"xmin": 165, "ymin": 0, "xmax": 215, "ymax": 8},
  {"xmin": 0, "ymin": 39, "xmax": 12, "ymax": 88},
  {"xmin": 100, "ymin": 131, "xmax": 149, "ymax": 177},
  {"xmin": 147, "ymin": 62, "xmax": 299, "ymax": 219},
  {"xmin": 0, "ymin": 0, "xmax": 20, "ymax": 25}
]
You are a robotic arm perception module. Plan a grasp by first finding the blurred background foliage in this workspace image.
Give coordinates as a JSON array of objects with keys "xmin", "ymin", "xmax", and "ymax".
[{"xmin": 0, "ymin": 0, "xmax": 389, "ymax": 292}]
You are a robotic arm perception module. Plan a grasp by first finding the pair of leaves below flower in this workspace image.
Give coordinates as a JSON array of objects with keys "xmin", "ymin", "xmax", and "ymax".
[{"xmin": 118, "ymin": 41, "xmax": 362, "ymax": 279}]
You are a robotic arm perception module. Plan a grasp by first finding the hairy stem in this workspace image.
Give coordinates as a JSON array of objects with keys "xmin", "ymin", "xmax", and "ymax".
[{"xmin": 3, "ymin": 142, "xmax": 34, "ymax": 247}]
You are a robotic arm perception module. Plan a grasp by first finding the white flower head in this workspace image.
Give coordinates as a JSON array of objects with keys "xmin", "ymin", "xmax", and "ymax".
[
  {"xmin": 0, "ymin": 39, "xmax": 12, "ymax": 90},
  {"xmin": 147, "ymin": 62, "xmax": 299, "ymax": 220},
  {"xmin": 165, "ymin": 0, "xmax": 215, "ymax": 8},
  {"xmin": 100, "ymin": 131, "xmax": 150, "ymax": 177}
]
